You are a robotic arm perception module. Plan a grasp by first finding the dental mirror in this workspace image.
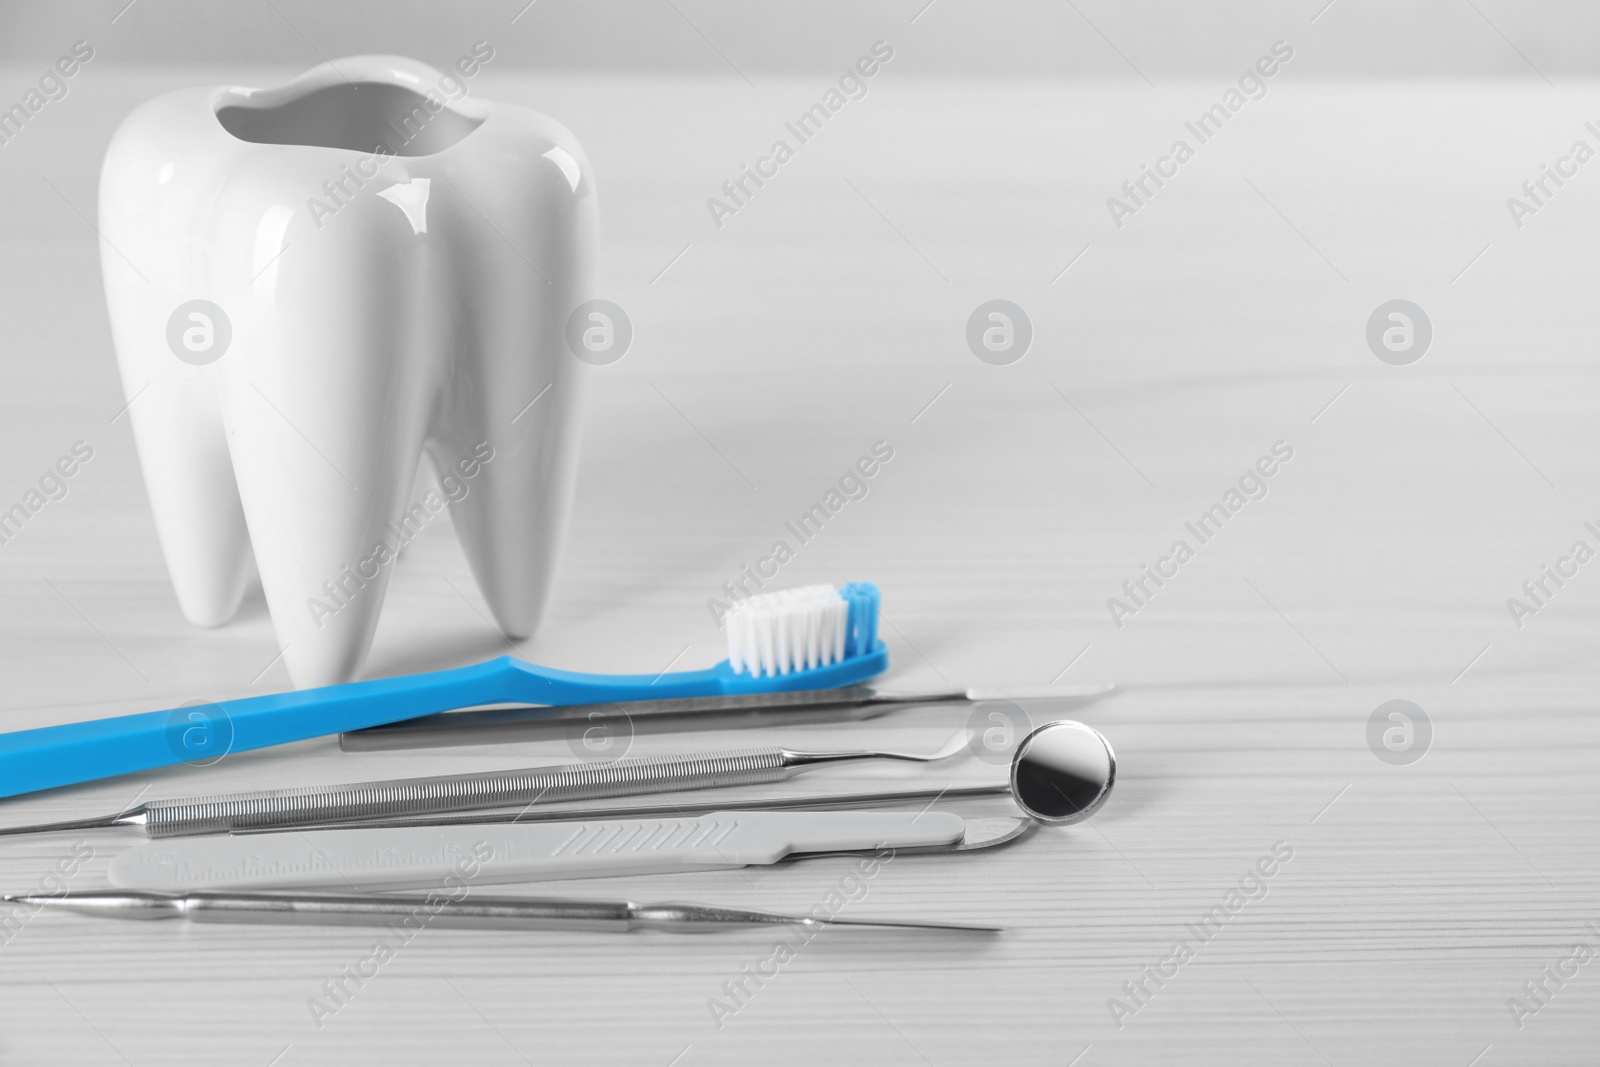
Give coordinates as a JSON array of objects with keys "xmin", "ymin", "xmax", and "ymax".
[
  {"xmin": 218, "ymin": 719, "xmax": 1119, "ymax": 837},
  {"xmin": 1009, "ymin": 719, "xmax": 1116, "ymax": 824}
]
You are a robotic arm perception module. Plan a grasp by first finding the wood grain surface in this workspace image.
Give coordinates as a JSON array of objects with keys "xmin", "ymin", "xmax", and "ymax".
[{"xmin": 0, "ymin": 60, "xmax": 1597, "ymax": 1066}]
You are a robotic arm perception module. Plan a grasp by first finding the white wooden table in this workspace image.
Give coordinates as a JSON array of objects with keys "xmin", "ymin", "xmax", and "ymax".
[{"xmin": 0, "ymin": 62, "xmax": 1595, "ymax": 1064}]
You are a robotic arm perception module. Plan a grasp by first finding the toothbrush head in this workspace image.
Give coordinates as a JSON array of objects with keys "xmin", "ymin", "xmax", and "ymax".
[
  {"xmin": 839, "ymin": 581, "xmax": 882, "ymax": 656},
  {"xmin": 723, "ymin": 582, "xmax": 885, "ymax": 683}
]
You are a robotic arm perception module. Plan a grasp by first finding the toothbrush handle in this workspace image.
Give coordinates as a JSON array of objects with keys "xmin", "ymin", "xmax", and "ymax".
[
  {"xmin": 0, "ymin": 658, "xmax": 525, "ymax": 800},
  {"xmin": 0, "ymin": 643, "xmax": 889, "ymax": 800},
  {"xmin": 142, "ymin": 749, "xmax": 795, "ymax": 837}
]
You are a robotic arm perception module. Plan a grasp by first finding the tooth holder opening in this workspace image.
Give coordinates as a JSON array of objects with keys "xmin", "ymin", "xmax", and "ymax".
[
  {"xmin": 215, "ymin": 81, "xmax": 484, "ymax": 156},
  {"xmin": 0, "ymin": 646, "xmax": 891, "ymax": 801}
]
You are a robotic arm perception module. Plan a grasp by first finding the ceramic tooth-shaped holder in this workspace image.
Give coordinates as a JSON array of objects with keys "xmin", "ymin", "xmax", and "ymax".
[{"xmin": 100, "ymin": 54, "xmax": 598, "ymax": 687}]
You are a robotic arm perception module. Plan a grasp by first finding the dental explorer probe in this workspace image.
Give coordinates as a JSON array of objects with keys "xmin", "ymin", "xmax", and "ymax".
[{"xmin": 4, "ymin": 890, "xmax": 1003, "ymax": 934}]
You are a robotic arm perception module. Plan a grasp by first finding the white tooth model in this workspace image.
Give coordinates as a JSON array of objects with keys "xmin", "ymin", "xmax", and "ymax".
[{"xmin": 99, "ymin": 55, "xmax": 598, "ymax": 688}]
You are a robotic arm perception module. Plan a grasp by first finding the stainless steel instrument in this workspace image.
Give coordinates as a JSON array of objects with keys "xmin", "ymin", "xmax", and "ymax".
[
  {"xmin": 108, "ymin": 811, "xmax": 1035, "ymax": 892},
  {"xmin": 338, "ymin": 683, "xmax": 1115, "ymax": 751},
  {"xmin": 242, "ymin": 719, "xmax": 1117, "ymax": 835},
  {"xmin": 6, "ymin": 889, "xmax": 1002, "ymax": 934},
  {"xmin": 0, "ymin": 733, "xmax": 969, "ymax": 840},
  {"xmin": 238, "ymin": 785, "xmax": 1016, "ymax": 832}
]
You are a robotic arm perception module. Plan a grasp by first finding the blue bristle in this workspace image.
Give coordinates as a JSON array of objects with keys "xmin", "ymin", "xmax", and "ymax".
[{"xmin": 840, "ymin": 581, "xmax": 881, "ymax": 658}]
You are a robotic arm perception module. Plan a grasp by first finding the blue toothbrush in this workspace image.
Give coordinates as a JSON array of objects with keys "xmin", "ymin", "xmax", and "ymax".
[{"xmin": 0, "ymin": 582, "xmax": 886, "ymax": 800}]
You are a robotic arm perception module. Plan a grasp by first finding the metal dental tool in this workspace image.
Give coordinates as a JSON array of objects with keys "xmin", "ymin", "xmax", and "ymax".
[
  {"xmin": 108, "ymin": 810, "xmax": 1035, "ymax": 892},
  {"xmin": 240, "ymin": 785, "xmax": 1016, "ymax": 832},
  {"xmin": 245, "ymin": 719, "xmax": 1118, "ymax": 835},
  {"xmin": 0, "ymin": 732, "xmax": 973, "ymax": 840},
  {"xmin": 1007, "ymin": 719, "xmax": 1117, "ymax": 824},
  {"xmin": 102, "ymin": 720, "xmax": 1113, "ymax": 892},
  {"xmin": 339, "ymin": 684, "xmax": 1116, "ymax": 751},
  {"xmin": 4, "ymin": 890, "xmax": 1002, "ymax": 934}
]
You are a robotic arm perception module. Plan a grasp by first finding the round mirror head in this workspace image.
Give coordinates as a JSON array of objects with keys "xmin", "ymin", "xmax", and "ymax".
[{"xmin": 1009, "ymin": 720, "xmax": 1115, "ymax": 824}]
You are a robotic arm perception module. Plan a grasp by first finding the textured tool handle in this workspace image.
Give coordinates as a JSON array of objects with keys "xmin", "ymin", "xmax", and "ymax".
[
  {"xmin": 141, "ymin": 749, "xmax": 792, "ymax": 838},
  {"xmin": 180, "ymin": 892, "xmax": 639, "ymax": 931},
  {"xmin": 110, "ymin": 811, "xmax": 968, "ymax": 891}
]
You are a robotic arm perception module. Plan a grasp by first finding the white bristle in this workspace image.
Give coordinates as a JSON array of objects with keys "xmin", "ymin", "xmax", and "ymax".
[{"xmin": 725, "ymin": 584, "xmax": 848, "ymax": 677}]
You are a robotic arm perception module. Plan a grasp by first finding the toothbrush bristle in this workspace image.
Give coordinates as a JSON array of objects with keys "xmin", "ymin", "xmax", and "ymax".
[{"xmin": 725, "ymin": 582, "xmax": 880, "ymax": 677}]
